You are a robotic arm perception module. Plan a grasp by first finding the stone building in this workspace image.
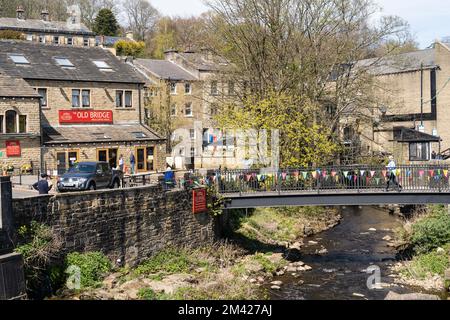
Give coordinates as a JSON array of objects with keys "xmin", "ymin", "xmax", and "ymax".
[
  {"xmin": 0, "ymin": 40, "xmax": 166, "ymax": 174},
  {"xmin": 0, "ymin": 73, "xmax": 41, "ymax": 171},
  {"xmin": 131, "ymin": 50, "xmax": 240, "ymax": 169},
  {"xmin": 345, "ymin": 41, "xmax": 450, "ymax": 164},
  {"xmin": 0, "ymin": 6, "xmax": 96, "ymax": 47}
]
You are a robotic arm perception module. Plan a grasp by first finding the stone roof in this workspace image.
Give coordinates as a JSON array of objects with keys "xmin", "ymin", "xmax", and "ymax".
[
  {"xmin": 43, "ymin": 124, "xmax": 163, "ymax": 145},
  {"xmin": 134, "ymin": 59, "xmax": 197, "ymax": 81},
  {"xmin": 177, "ymin": 51, "xmax": 229, "ymax": 72},
  {"xmin": 355, "ymin": 48, "xmax": 437, "ymax": 76},
  {"xmin": 393, "ymin": 127, "xmax": 441, "ymax": 143},
  {"xmin": 0, "ymin": 40, "xmax": 145, "ymax": 84},
  {"xmin": 0, "ymin": 72, "xmax": 40, "ymax": 98},
  {"xmin": 0, "ymin": 17, "xmax": 94, "ymax": 35}
]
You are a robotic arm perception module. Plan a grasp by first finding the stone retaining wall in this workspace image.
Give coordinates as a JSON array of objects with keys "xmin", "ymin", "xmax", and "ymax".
[{"xmin": 12, "ymin": 186, "xmax": 215, "ymax": 267}]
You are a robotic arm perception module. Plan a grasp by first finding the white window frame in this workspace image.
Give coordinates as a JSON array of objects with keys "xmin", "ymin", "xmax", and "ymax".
[
  {"xmin": 185, "ymin": 82, "xmax": 192, "ymax": 95},
  {"xmin": 170, "ymin": 82, "xmax": 177, "ymax": 95},
  {"xmin": 185, "ymin": 102, "xmax": 193, "ymax": 117}
]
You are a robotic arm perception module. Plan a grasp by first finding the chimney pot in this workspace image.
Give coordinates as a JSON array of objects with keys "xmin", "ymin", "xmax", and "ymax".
[
  {"xmin": 16, "ymin": 5, "xmax": 25, "ymax": 20},
  {"xmin": 41, "ymin": 9, "xmax": 49, "ymax": 22}
]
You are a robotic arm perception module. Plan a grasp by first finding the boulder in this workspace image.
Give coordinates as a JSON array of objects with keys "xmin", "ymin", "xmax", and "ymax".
[
  {"xmin": 271, "ymin": 285, "xmax": 281, "ymax": 290},
  {"xmin": 271, "ymin": 281, "xmax": 283, "ymax": 286},
  {"xmin": 384, "ymin": 291, "xmax": 440, "ymax": 300}
]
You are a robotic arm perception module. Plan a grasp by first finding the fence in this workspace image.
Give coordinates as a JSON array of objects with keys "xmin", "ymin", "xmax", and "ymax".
[{"xmin": 211, "ymin": 165, "xmax": 450, "ymax": 194}]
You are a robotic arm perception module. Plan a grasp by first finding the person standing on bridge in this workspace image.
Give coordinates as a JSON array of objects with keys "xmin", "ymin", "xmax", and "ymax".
[
  {"xmin": 32, "ymin": 174, "xmax": 53, "ymax": 195},
  {"xmin": 385, "ymin": 156, "xmax": 402, "ymax": 192}
]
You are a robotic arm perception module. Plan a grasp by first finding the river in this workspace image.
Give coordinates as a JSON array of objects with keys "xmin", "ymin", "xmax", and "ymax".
[{"xmin": 269, "ymin": 206, "xmax": 446, "ymax": 300}]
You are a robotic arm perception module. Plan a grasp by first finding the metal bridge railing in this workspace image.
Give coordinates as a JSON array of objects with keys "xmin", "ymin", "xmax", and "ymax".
[{"xmin": 210, "ymin": 165, "xmax": 450, "ymax": 194}]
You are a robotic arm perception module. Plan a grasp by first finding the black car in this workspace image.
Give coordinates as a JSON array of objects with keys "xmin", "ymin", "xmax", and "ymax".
[{"xmin": 57, "ymin": 162, "xmax": 122, "ymax": 192}]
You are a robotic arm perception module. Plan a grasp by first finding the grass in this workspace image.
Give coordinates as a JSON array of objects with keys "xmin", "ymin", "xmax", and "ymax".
[
  {"xmin": 232, "ymin": 206, "xmax": 337, "ymax": 243},
  {"xmin": 66, "ymin": 252, "xmax": 112, "ymax": 289},
  {"xmin": 401, "ymin": 244, "xmax": 450, "ymax": 280}
]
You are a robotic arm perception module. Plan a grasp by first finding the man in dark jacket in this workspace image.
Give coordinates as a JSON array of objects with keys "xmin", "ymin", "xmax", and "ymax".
[{"xmin": 32, "ymin": 174, "xmax": 53, "ymax": 195}]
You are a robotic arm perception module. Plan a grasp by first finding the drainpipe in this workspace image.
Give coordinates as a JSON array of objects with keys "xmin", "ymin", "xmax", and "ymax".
[{"xmin": 38, "ymin": 96, "xmax": 44, "ymax": 173}]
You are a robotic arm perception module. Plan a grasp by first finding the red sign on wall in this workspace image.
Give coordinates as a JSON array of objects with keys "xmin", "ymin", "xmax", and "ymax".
[
  {"xmin": 59, "ymin": 110, "xmax": 113, "ymax": 124},
  {"xmin": 6, "ymin": 141, "xmax": 21, "ymax": 157},
  {"xmin": 192, "ymin": 188, "xmax": 208, "ymax": 214}
]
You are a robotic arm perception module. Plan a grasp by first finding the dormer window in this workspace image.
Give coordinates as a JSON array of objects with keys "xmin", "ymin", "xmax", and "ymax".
[
  {"xmin": 9, "ymin": 54, "xmax": 30, "ymax": 65},
  {"xmin": 92, "ymin": 60, "xmax": 113, "ymax": 72},
  {"xmin": 55, "ymin": 57, "xmax": 74, "ymax": 68}
]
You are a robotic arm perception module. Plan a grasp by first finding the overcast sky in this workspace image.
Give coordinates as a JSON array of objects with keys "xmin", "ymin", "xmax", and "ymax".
[{"xmin": 151, "ymin": 0, "xmax": 450, "ymax": 49}]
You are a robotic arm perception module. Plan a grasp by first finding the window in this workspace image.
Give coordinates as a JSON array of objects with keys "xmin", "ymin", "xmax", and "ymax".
[
  {"xmin": 115, "ymin": 91, "xmax": 124, "ymax": 108},
  {"xmin": 83, "ymin": 38, "xmax": 89, "ymax": 46},
  {"xmin": 115, "ymin": 90, "xmax": 132, "ymax": 108},
  {"xmin": 92, "ymin": 60, "xmax": 112, "ymax": 71},
  {"xmin": 185, "ymin": 83, "xmax": 192, "ymax": 94},
  {"xmin": 67, "ymin": 37, "xmax": 73, "ymax": 46},
  {"xmin": 133, "ymin": 132, "xmax": 147, "ymax": 139},
  {"xmin": 0, "ymin": 115, "xmax": 3, "ymax": 133},
  {"xmin": 82, "ymin": 90, "xmax": 90, "ymax": 108},
  {"xmin": 190, "ymin": 147, "xmax": 195, "ymax": 157},
  {"xmin": 185, "ymin": 102, "xmax": 193, "ymax": 117},
  {"xmin": 9, "ymin": 54, "xmax": 30, "ymax": 65},
  {"xmin": 5, "ymin": 110, "xmax": 17, "ymax": 133},
  {"xmin": 125, "ymin": 91, "xmax": 132, "ymax": 108},
  {"xmin": 37, "ymin": 88, "xmax": 47, "ymax": 107},
  {"xmin": 26, "ymin": 34, "xmax": 33, "ymax": 41},
  {"xmin": 189, "ymin": 129, "xmax": 195, "ymax": 140},
  {"xmin": 39, "ymin": 35, "xmax": 45, "ymax": 43},
  {"xmin": 55, "ymin": 57, "xmax": 74, "ymax": 68},
  {"xmin": 211, "ymin": 81, "xmax": 218, "ymax": 95},
  {"xmin": 210, "ymin": 103, "xmax": 218, "ymax": 116},
  {"xmin": 19, "ymin": 115, "xmax": 27, "ymax": 133},
  {"xmin": 171, "ymin": 103, "xmax": 177, "ymax": 116},
  {"xmin": 72, "ymin": 89, "xmax": 80, "ymax": 108},
  {"xmin": 53, "ymin": 36, "xmax": 60, "ymax": 44},
  {"xmin": 170, "ymin": 82, "xmax": 177, "ymax": 95},
  {"xmin": 228, "ymin": 81, "xmax": 235, "ymax": 95},
  {"xmin": 409, "ymin": 142, "xmax": 430, "ymax": 161}
]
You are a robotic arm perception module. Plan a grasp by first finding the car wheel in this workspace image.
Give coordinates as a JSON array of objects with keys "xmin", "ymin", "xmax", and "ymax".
[{"xmin": 88, "ymin": 182, "xmax": 96, "ymax": 191}]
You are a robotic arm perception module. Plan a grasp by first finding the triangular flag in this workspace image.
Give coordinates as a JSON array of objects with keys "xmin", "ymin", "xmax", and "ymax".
[
  {"xmin": 312, "ymin": 171, "xmax": 317, "ymax": 179},
  {"xmin": 375, "ymin": 178, "xmax": 381, "ymax": 184},
  {"xmin": 360, "ymin": 170, "xmax": 365, "ymax": 176},
  {"xmin": 371, "ymin": 171, "xmax": 376, "ymax": 178},
  {"xmin": 343, "ymin": 171, "xmax": 349, "ymax": 178},
  {"xmin": 331, "ymin": 170, "xmax": 337, "ymax": 177},
  {"xmin": 444, "ymin": 170, "xmax": 448, "ymax": 178},
  {"xmin": 419, "ymin": 170, "xmax": 425, "ymax": 177},
  {"xmin": 429, "ymin": 170, "xmax": 435, "ymax": 177},
  {"xmin": 322, "ymin": 171, "xmax": 327, "ymax": 178},
  {"xmin": 302, "ymin": 172, "xmax": 308, "ymax": 179},
  {"xmin": 282, "ymin": 172, "xmax": 287, "ymax": 180},
  {"xmin": 382, "ymin": 170, "xmax": 387, "ymax": 177}
]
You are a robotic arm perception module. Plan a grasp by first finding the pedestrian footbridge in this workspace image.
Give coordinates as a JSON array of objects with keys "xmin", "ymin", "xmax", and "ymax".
[{"xmin": 207, "ymin": 165, "xmax": 450, "ymax": 208}]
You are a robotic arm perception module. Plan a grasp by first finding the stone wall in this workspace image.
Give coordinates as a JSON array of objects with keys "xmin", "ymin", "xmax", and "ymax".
[{"xmin": 12, "ymin": 185, "xmax": 215, "ymax": 267}]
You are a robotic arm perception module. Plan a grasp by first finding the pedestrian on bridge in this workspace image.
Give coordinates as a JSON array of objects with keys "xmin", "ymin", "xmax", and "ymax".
[{"xmin": 385, "ymin": 156, "xmax": 402, "ymax": 192}]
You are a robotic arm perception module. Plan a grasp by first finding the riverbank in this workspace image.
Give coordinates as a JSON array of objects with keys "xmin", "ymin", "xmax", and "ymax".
[
  {"xmin": 54, "ymin": 206, "xmax": 341, "ymax": 300},
  {"xmin": 389, "ymin": 205, "xmax": 450, "ymax": 294}
]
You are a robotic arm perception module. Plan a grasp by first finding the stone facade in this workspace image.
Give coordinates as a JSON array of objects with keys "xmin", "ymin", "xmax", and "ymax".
[
  {"xmin": 12, "ymin": 186, "xmax": 215, "ymax": 267},
  {"xmin": 0, "ymin": 98, "xmax": 41, "ymax": 170}
]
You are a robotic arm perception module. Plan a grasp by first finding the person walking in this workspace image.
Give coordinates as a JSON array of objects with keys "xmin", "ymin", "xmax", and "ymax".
[
  {"xmin": 32, "ymin": 174, "xmax": 53, "ymax": 195},
  {"xmin": 130, "ymin": 153, "xmax": 136, "ymax": 175},
  {"xmin": 119, "ymin": 154, "xmax": 124, "ymax": 172},
  {"xmin": 386, "ymin": 156, "xmax": 402, "ymax": 192}
]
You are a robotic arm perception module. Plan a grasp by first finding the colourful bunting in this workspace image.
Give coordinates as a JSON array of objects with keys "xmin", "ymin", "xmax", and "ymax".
[
  {"xmin": 371, "ymin": 171, "xmax": 376, "ymax": 178},
  {"xmin": 331, "ymin": 171, "xmax": 337, "ymax": 177},
  {"xmin": 360, "ymin": 170, "xmax": 365, "ymax": 176},
  {"xmin": 343, "ymin": 171, "xmax": 349, "ymax": 178},
  {"xmin": 312, "ymin": 171, "xmax": 318, "ymax": 179},
  {"xmin": 418, "ymin": 170, "xmax": 425, "ymax": 177},
  {"xmin": 302, "ymin": 172, "xmax": 308, "ymax": 179},
  {"xmin": 444, "ymin": 170, "xmax": 449, "ymax": 178},
  {"xmin": 382, "ymin": 170, "xmax": 387, "ymax": 177}
]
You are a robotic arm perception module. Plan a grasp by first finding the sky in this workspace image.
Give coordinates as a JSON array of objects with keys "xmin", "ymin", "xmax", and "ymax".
[{"xmin": 151, "ymin": 0, "xmax": 450, "ymax": 49}]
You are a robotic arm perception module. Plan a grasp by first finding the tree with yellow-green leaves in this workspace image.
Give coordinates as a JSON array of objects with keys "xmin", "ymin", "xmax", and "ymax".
[
  {"xmin": 216, "ymin": 92, "xmax": 339, "ymax": 168},
  {"xmin": 114, "ymin": 40, "xmax": 145, "ymax": 57}
]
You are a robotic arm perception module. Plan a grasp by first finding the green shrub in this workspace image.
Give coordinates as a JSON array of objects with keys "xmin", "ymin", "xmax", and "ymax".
[
  {"xmin": 411, "ymin": 206, "xmax": 450, "ymax": 254},
  {"xmin": 402, "ymin": 244, "xmax": 450, "ymax": 279},
  {"xmin": 65, "ymin": 252, "xmax": 112, "ymax": 289},
  {"xmin": 137, "ymin": 288, "xmax": 158, "ymax": 300},
  {"xmin": 135, "ymin": 248, "xmax": 193, "ymax": 276}
]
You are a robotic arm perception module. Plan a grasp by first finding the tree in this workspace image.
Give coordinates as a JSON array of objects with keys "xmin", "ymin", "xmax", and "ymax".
[
  {"xmin": 0, "ymin": 30, "xmax": 25, "ymax": 40},
  {"xmin": 216, "ymin": 92, "xmax": 339, "ymax": 167},
  {"xmin": 123, "ymin": 0, "xmax": 159, "ymax": 41},
  {"xmin": 93, "ymin": 8, "xmax": 119, "ymax": 36},
  {"xmin": 114, "ymin": 40, "xmax": 146, "ymax": 57}
]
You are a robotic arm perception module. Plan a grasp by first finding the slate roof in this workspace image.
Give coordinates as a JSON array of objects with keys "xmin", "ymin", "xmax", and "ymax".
[
  {"xmin": 133, "ymin": 59, "xmax": 197, "ymax": 81},
  {"xmin": 43, "ymin": 124, "xmax": 163, "ymax": 145},
  {"xmin": 177, "ymin": 51, "xmax": 229, "ymax": 72},
  {"xmin": 0, "ymin": 72, "xmax": 40, "ymax": 98},
  {"xmin": 393, "ymin": 127, "xmax": 441, "ymax": 142},
  {"xmin": 0, "ymin": 40, "xmax": 145, "ymax": 84},
  {"xmin": 355, "ymin": 48, "xmax": 437, "ymax": 76},
  {"xmin": 0, "ymin": 17, "xmax": 94, "ymax": 35}
]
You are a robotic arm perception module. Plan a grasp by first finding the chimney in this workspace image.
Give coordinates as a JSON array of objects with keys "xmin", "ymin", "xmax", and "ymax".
[
  {"xmin": 164, "ymin": 49, "xmax": 179, "ymax": 62},
  {"xmin": 16, "ymin": 5, "xmax": 25, "ymax": 20},
  {"xmin": 41, "ymin": 9, "xmax": 49, "ymax": 22}
]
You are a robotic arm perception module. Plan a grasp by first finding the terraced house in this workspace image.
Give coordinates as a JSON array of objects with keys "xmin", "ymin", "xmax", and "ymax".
[
  {"xmin": 0, "ymin": 40, "xmax": 165, "ymax": 173},
  {"xmin": 343, "ymin": 41, "xmax": 450, "ymax": 164},
  {"xmin": 0, "ymin": 6, "xmax": 96, "ymax": 47},
  {"xmin": 131, "ymin": 50, "xmax": 239, "ymax": 169}
]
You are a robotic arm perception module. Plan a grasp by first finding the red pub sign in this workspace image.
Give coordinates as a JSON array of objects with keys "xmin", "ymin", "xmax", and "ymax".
[
  {"xmin": 192, "ymin": 188, "xmax": 208, "ymax": 214},
  {"xmin": 6, "ymin": 141, "xmax": 21, "ymax": 157},
  {"xmin": 59, "ymin": 110, "xmax": 113, "ymax": 124}
]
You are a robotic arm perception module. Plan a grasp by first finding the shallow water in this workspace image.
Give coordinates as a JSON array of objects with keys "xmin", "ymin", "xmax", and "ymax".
[{"xmin": 270, "ymin": 206, "xmax": 447, "ymax": 300}]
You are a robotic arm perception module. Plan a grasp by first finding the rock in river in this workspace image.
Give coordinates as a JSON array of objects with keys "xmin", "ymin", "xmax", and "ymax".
[{"xmin": 385, "ymin": 291, "xmax": 440, "ymax": 300}]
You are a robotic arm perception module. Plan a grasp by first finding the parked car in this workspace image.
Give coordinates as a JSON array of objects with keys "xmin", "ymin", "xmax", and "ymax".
[{"xmin": 57, "ymin": 162, "xmax": 122, "ymax": 192}]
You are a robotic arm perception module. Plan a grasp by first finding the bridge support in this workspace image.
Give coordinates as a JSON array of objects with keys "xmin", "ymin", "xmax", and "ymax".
[{"xmin": 0, "ymin": 176, "xmax": 27, "ymax": 300}]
